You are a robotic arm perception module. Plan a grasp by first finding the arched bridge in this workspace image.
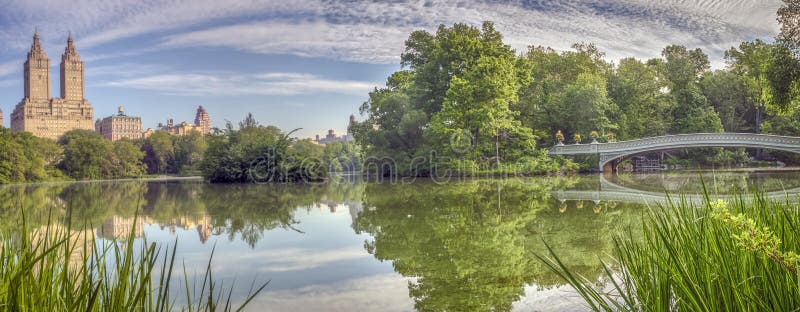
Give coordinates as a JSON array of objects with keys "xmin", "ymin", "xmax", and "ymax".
[{"xmin": 548, "ymin": 133, "xmax": 800, "ymax": 172}]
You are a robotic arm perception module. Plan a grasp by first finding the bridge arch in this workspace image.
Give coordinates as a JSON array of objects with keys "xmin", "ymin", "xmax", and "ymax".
[{"xmin": 548, "ymin": 133, "xmax": 800, "ymax": 172}]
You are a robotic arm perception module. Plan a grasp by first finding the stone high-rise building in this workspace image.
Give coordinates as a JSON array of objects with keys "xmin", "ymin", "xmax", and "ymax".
[
  {"xmin": 10, "ymin": 32, "xmax": 94, "ymax": 140},
  {"xmin": 96, "ymin": 106, "xmax": 143, "ymax": 141},
  {"xmin": 194, "ymin": 106, "xmax": 211, "ymax": 135},
  {"xmin": 157, "ymin": 106, "xmax": 211, "ymax": 136}
]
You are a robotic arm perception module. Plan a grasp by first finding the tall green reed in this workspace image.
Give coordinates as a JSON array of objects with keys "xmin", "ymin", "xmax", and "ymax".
[
  {"xmin": 0, "ymin": 208, "xmax": 267, "ymax": 311},
  {"xmin": 537, "ymin": 188, "xmax": 800, "ymax": 311}
]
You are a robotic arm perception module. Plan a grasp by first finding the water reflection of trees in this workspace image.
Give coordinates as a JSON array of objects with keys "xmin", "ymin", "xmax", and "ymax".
[
  {"xmin": 0, "ymin": 180, "xmax": 364, "ymax": 247},
  {"xmin": 353, "ymin": 178, "xmax": 643, "ymax": 311}
]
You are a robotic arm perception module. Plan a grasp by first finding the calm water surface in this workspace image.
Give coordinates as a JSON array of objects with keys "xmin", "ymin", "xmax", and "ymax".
[{"xmin": 2, "ymin": 171, "xmax": 800, "ymax": 311}]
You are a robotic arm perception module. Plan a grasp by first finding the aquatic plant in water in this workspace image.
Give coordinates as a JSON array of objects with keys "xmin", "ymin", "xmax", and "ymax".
[
  {"xmin": 538, "ymin": 191, "xmax": 800, "ymax": 311},
  {"xmin": 0, "ymin": 213, "xmax": 267, "ymax": 311}
]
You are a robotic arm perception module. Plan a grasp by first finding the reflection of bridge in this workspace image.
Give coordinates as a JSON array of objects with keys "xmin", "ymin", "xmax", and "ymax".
[
  {"xmin": 548, "ymin": 133, "xmax": 800, "ymax": 172},
  {"xmin": 551, "ymin": 174, "xmax": 800, "ymax": 206}
]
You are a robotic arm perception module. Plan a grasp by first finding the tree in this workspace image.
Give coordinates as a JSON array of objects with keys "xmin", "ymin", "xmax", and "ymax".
[
  {"xmin": 59, "ymin": 130, "xmax": 111, "ymax": 180},
  {"xmin": 516, "ymin": 44, "xmax": 612, "ymax": 144},
  {"xmin": 608, "ymin": 58, "xmax": 671, "ymax": 139},
  {"xmin": 725, "ymin": 40, "xmax": 777, "ymax": 134},
  {"xmin": 427, "ymin": 54, "xmax": 535, "ymax": 164},
  {"xmin": 142, "ymin": 131, "xmax": 174, "ymax": 174},
  {"xmin": 172, "ymin": 131, "xmax": 208, "ymax": 174},
  {"xmin": 671, "ymin": 86, "xmax": 724, "ymax": 133},
  {"xmin": 778, "ymin": 0, "xmax": 800, "ymax": 50},
  {"xmin": 200, "ymin": 114, "xmax": 326, "ymax": 183},
  {"xmin": 660, "ymin": 45, "xmax": 710, "ymax": 90},
  {"xmin": 701, "ymin": 70, "xmax": 751, "ymax": 132},
  {"xmin": 0, "ymin": 129, "xmax": 62, "ymax": 183},
  {"xmin": 110, "ymin": 139, "xmax": 147, "ymax": 178},
  {"xmin": 561, "ymin": 72, "xmax": 617, "ymax": 139}
]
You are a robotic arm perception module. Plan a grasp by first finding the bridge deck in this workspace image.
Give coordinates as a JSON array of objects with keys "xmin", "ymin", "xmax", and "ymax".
[{"xmin": 548, "ymin": 133, "xmax": 800, "ymax": 171}]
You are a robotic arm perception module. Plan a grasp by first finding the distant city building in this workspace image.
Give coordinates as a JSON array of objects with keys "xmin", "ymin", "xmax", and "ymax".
[
  {"xmin": 157, "ymin": 106, "xmax": 211, "ymax": 136},
  {"xmin": 158, "ymin": 119, "xmax": 202, "ymax": 136},
  {"xmin": 0, "ymin": 109, "xmax": 3, "ymax": 128},
  {"xmin": 194, "ymin": 105, "xmax": 211, "ymax": 135},
  {"xmin": 10, "ymin": 32, "xmax": 94, "ymax": 140},
  {"xmin": 314, "ymin": 129, "xmax": 353, "ymax": 145},
  {"xmin": 95, "ymin": 106, "xmax": 143, "ymax": 141},
  {"xmin": 312, "ymin": 115, "xmax": 355, "ymax": 145},
  {"xmin": 142, "ymin": 128, "xmax": 155, "ymax": 139}
]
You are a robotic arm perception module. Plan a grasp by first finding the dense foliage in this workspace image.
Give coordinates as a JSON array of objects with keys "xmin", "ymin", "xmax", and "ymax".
[
  {"xmin": 58, "ymin": 129, "xmax": 147, "ymax": 180},
  {"xmin": 199, "ymin": 115, "xmax": 327, "ymax": 183},
  {"xmin": 0, "ymin": 126, "xmax": 212, "ymax": 183},
  {"xmin": 351, "ymin": 21, "xmax": 800, "ymax": 175},
  {"xmin": 0, "ymin": 128, "xmax": 62, "ymax": 183},
  {"xmin": 141, "ymin": 130, "xmax": 207, "ymax": 175}
]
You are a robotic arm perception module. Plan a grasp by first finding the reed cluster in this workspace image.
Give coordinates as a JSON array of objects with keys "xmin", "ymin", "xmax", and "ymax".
[
  {"xmin": 0, "ymin": 215, "xmax": 266, "ymax": 311},
  {"xmin": 538, "ymin": 191, "xmax": 800, "ymax": 311}
]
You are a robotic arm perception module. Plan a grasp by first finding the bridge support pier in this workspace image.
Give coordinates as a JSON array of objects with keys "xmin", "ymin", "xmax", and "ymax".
[{"xmin": 602, "ymin": 159, "xmax": 618, "ymax": 174}]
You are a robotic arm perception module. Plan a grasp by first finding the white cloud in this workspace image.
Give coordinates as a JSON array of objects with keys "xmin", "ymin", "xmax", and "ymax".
[
  {"xmin": 155, "ymin": 0, "xmax": 783, "ymax": 67},
  {"xmin": 103, "ymin": 71, "xmax": 379, "ymax": 96},
  {"xmin": 0, "ymin": 0, "xmax": 320, "ymax": 50},
  {"xmin": 161, "ymin": 21, "xmax": 413, "ymax": 64},
  {"xmin": 0, "ymin": 0, "xmax": 785, "ymax": 71}
]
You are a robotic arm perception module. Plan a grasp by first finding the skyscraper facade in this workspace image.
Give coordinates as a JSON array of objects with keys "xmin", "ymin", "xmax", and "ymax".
[
  {"xmin": 194, "ymin": 105, "xmax": 211, "ymax": 135},
  {"xmin": 10, "ymin": 32, "xmax": 94, "ymax": 140}
]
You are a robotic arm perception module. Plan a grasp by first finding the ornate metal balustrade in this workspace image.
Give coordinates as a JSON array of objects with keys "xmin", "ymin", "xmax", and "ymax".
[{"xmin": 548, "ymin": 133, "xmax": 800, "ymax": 171}]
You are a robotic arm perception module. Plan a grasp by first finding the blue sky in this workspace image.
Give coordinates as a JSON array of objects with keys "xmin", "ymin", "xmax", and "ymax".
[{"xmin": 0, "ymin": 0, "xmax": 784, "ymax": 138}]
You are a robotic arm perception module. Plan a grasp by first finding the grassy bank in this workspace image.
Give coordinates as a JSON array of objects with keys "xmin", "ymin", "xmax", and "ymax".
[
  {"xmin": 538, "ymin": 190, "xmax": 800, "ymax": 311},
  {"xmin": 0, "ymin": 215, "xmax": 266, "ymax": 311}
]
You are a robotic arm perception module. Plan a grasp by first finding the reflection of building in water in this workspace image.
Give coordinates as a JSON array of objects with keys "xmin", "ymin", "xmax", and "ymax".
[
  {"xmin": 317, "ymin": 199, "xmax": 364, "ymax": 227},
  {"xmin": 98, "ymin": 215, "xmax": 151, "ymax": 240},
  {"xmin": 29, "ymin": 224, "xmax": 94, "ymax": 268},
  {"xmin": 159, "ymin": 215, "xmax": 213, "ymax": 244}
]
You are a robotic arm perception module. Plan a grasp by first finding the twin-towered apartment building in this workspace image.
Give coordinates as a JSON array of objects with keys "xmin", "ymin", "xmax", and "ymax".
[{"xmin": 4, "ymin": 32, "xmax": 211, "ymax": 141}]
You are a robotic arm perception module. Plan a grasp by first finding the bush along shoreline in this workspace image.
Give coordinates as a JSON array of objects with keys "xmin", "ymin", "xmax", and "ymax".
[{"xmin": 537, "ymin": 188, "xmax": 800, "ymax": 311}]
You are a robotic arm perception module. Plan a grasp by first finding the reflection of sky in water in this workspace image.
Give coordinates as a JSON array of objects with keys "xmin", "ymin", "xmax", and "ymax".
[
  {"xmin": 142, "ymin": 206, "xmax": 415, "ymax": 311},
  {"xmin": 7, "ymin": 171, "xmax": 800, "ymax": 311}
]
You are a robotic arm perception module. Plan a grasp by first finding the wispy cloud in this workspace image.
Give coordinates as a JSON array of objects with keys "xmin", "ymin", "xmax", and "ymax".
[
  {"xmin": 103, "ymin": 71, "xmax": 379, "ymax": 96},
  {"xmin": 0, "ymin": 0, "xmax": 784, "ymax": 70},
  {"xmin": 0, "ymin": 61, "xmax": 19, "ymax": 77},
  {"xmin": 158, "ymin": 0, "xmax": 783, "ymax": 66},
  {"xmin": 161, "ymin": 21, "xmax": 413, "ymax": 64}
]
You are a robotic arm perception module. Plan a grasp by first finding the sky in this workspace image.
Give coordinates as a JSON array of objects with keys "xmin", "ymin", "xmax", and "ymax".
[{"xmin": 0, "ymin": 0, "xmax": 785, "ymax": 138}]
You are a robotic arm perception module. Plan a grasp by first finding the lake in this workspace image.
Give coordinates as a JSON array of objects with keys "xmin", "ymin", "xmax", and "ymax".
[{"xmin": 2, "ymin": 170, "xmax": 800, "ymax": 311}]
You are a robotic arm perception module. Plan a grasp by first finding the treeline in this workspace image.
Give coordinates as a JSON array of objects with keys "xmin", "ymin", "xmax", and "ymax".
[
  {"xmin": 350, "ymin": 20, "xmax": 800, "ymax": 175},
  {"xmin": 0, "ymin": 128, "xmax": 184, "ymax": 183},
  {"xmin": 0, "ymin": 114, "xmax": 356, "ymax": 184},
  {"xmin": 199, "ymin": 115, "xmax": 328, "ymax": 183}
]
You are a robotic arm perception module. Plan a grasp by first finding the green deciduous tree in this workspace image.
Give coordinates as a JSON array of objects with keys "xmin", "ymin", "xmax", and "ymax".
[
  {"xmin": 200, "ymin": 115, "xmax": 326, "ymax": 183},
  {"xmin": 608, "ymin": 58, "xmax": 671, "ymax": 139},
  {"xmin": 59, "ymin": 130, "xmax": 111, "ymax": 180}
]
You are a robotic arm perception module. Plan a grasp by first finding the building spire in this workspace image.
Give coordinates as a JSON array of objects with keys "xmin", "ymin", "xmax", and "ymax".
[
  {"xmin": 65, "ymin": 32, "xmax": 77, "ymax": 55},
  {"xmin": 29, "ymin": 30, "xmax": 44, "ymax": 57}
]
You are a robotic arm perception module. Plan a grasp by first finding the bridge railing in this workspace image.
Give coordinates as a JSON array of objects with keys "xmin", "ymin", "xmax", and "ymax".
[{"xmin": 549, "ymin": 133, "xmax": 800, "ymax": 155}]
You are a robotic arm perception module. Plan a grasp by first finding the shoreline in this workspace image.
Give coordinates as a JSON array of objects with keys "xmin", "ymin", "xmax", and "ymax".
[{"xmin": 0, "ymin": 175, "xmax": 203, "ymax": 187}]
